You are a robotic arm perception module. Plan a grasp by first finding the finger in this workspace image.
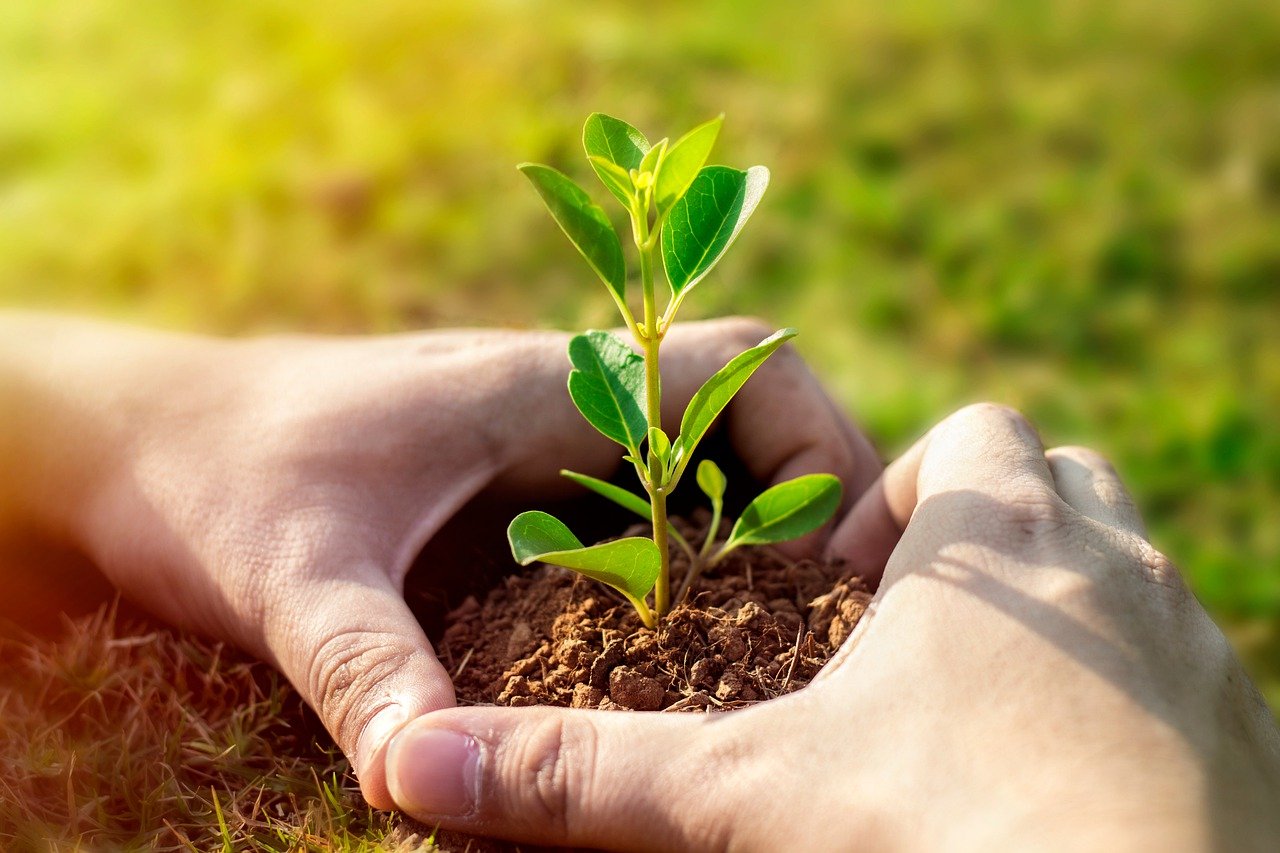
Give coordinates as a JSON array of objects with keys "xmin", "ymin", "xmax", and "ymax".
[
  {"xmin": 386, "ymin": 705, "xmax": 709, "ymax": 850},
  {"xmin": 826, "ymin": 402, "xmax": 1055, "ymax": 580},
  {"xmin": 662, "ymin": 318, "xmax": 883, "ymax": 556},
  {"xmin": 1046, "ymin": 446, "xmax": 1147, "ymax": 539},
  {"xmin": 265, "ymin": 566, "xmax": 456, "ymax": 810}
]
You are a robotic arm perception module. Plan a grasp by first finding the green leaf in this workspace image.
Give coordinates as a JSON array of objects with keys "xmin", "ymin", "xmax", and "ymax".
[
  {"xmin": 560, "ymin": 470, "xmax": 652, "ymax": 519},
  {"xmin": 672, "ymin": 328, "xmax": 797, "ymax": 474},
  {"xmin": 638, "ymin": 138, "xmax": 667, "ymax": 181},
  {"xmin": 696, "ymin": 459, "xmax": 726, "ymax": 505},
  {"xmin": 508, "ymin": 511, "xmax": 660, "ymax": 601},
  {"xmin": 583, "ymin": 113, "xmax": 650, "ymax": 206},
  {"xmin": 587, "ymin": 156, "xmax": 635, "ymax": 205},
  {"xmin": 648, "ymin": 426, "xmax": 671, "ymax": 466},
  {"xmin": 654, "ymin": 115, "xmax": 722, "ymax": 213},
  {"xmin": 724, "ymin": 474, "xmax": 842, "ymax": 548},
  {"xmin": 560, "ymin": 470, "xmax": 692, "ymax": 554},
  {"xmin": 661, "ymin": 165, "xmax": 769, "ymax": 297},
  {"xmin": 567, "ymin": 331, "xmax": 647, "ymax": 453},
  {"xmin": 518, "ymin": 163, "xmax": 626, "ymax": 301}
]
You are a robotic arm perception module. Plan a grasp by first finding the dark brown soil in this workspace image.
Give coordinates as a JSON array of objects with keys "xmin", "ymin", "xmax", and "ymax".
[{"xmin": 440, "ymin": 515, "xmax": 870, "ymax": 712}]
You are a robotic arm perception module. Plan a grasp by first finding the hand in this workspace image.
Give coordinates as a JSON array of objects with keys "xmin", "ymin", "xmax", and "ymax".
[
  {"xmin": 0, "ymin": 313, "xmax": 881, "ymax": 810},
  {"xmin": 385, "ymin": 403, "xmax": 1280, "ymax": 851}
]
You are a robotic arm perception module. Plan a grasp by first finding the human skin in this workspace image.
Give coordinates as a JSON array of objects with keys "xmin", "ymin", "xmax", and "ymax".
[
  {"xmin": 386, "ymin": 403, "xmax": 1280, "ymax": 851},
  {"xmin": 0, "ymin": 312, "xmax": 880, "ymax": 811}
]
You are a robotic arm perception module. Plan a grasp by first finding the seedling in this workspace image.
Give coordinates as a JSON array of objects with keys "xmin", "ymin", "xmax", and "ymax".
[{"xmin": 507, "ymin": 113, "xmax": 841, "ymax": 628}]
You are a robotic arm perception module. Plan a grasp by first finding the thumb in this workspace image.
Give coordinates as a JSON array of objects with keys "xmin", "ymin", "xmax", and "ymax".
[
  {"xmin": 385, "ymin": 705, "xmax": 713, "ymax": 850},
  {"xmin": 266, "ymin": 566, "xmax": 456, "ymax": 809}
]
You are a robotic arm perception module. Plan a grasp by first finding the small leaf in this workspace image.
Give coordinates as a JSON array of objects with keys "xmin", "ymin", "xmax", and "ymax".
[
  {"xmin": 583, "ymin": 113, "xmax": 651, "ymax": 206},
  {"xmin": 654, "ymin": 115, "xmax": 722, "ymax": 213},
  {"xmin": 661, "ymin": 165, "xmax": 769, "ymax": 298},
  {"xmin": 672, "ymin": 328, "xmax": 797, "ymax": 474},
  {"xmin": 518, "ymin": 163, "xmax": 626, "ymax": 301},
  {"xmin": 696, "ymin": 459, "xmax": 727, "ymax": 504},
  {"xmin": 638, "ymin": 138, "xmax": 667, "ymax": 182},
  {"xmin": 587, "ymin": 156, "xmax": 635, "ymax": 205},
  {"xmin": 560, "ymin": 470, "xmax": 691, "ymax": 551},
  {"xmin": 567, "ymin": 331, "xmax": 647, "ymax": 453},
  {"xmin": 508, "ymin": 511, "xmax": 660, "ymax": 601},
  {"xmin": 648, "ymin": 426, "xmax": 671, "ymax": 466},
  {"xmin": 508, "ymin": 509, "xmax": 582, "ymax": 562},
  {"xmin": 560, "ymin": 470, "xmax": 652, "ymax": 519},
  {"xmin": 725, "ymin": 474, "xmax": 842, "ymax": 548}
]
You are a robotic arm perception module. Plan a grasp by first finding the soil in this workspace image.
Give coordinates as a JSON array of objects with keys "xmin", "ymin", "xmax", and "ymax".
[
  {"xmin": 409, "ymin": 505, "xmax": 871, "ymax": 851},
  {"xmin": 439, "ymin": 512, "xmax": 871, "ymax": 713}
]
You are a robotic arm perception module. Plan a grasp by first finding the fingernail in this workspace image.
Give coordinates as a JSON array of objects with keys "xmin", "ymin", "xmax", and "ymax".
[
  {"xmin": 356, "ymin": 704, "xmax": 408, "ymax": 781},
  {"xmin": 387, "ymin": 724, "xmax": 480, "ymax": 817}
]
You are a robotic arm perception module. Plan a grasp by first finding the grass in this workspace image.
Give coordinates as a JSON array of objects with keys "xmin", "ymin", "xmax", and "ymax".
[
  {"xmin": 0, "ymin": 604, "xmax": 439, "ymax": 851},
  {"xmin": 1, "ymin": 0, "xmax": 1278, "ymax": 843}
]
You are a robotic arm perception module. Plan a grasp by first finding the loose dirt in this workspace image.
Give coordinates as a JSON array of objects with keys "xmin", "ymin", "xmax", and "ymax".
[{"xmin": 440, "ymin": 516, "xmax": 870, "ymax": 712}]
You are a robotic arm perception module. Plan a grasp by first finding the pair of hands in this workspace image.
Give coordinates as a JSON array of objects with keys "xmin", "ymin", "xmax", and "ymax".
[{"xmin": 3, "ymin": 314, "xmax": 1277, "ymax": 850}]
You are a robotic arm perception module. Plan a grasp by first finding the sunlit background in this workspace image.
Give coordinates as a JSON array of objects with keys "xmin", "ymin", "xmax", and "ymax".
[{"xmin": 3, "ymin": 0, "xmax": 1278, "ymax": 713}]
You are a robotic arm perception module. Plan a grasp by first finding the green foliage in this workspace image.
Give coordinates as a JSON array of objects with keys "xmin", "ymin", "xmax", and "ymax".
[
  {"xmin": 558, "ymin": 469, "xmax": 695, "ymax": 557},
  {"xmin": 662, "ymin": 165, "xmax": 770, "ymax": 297},
  {"xmin": 673, "ymin": 328, "xmax": 797, "ymax": 477},
  {"xmin": 561, "ymin": 469, "xmax": 653, "ymax": 519},
  {"xmin": 696, "ymin": 459, "xmax": 727, "ymax": 505},
  {"xmin": 583, "ymin": 113, "xmax": 651, "ymax": 205},
  {"xmin": 567, "ymin": 330, "xmax": 648, "ymax": 454},
  {"xmin": 512, "ymin": 114, "xmax": 837, "ymax": 623},
  {"xmin": 723, "ymin": 474, "xmax": 843, "ymax": 549},
  {"xmin": 655, "ymin": 116, "xmax": 723, "ymax": 214},
  {"xmin": 507, "ymin": 511, "xmax": 661, "ymax": 613},
  {"xmin": 517, "ymin": 164, "xmax": 626, "ymax": 301}
]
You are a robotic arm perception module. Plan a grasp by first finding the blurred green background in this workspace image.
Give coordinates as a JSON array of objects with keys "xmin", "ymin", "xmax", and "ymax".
[{"xmin": 3, "ymin": 0, "xmax": 1278, "ymax": 706}]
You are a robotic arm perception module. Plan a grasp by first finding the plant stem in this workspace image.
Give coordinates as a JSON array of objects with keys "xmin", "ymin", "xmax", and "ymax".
[
  {"xmin": 635, "ymin": 200, "xmax": 671, "ymax": 617},
  {"xmin": 699, "ymin": 501, "xmax": 723, "ymax": 560},
  {"xmin": 625, "ymin": 591, "xmax": 657, "ymax": 630}
]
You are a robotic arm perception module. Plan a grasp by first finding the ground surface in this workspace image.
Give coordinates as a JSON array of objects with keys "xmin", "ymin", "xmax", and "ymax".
[
  {"xmin": 0, "ymin": 605, "xmax": 439, "ymax": 851},
  {"xmin": 2, "ymin": 0, "xmax": 1278, "ymax": 845},
  {"xmin": 445, "ymin": 520, "xmax": 869, "ymax": 712}
]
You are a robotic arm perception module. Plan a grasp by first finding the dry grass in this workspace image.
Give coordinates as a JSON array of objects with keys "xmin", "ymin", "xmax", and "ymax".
[{"xmin": 0, "ymin": 602, "xmax": 439, "ymax": 851}]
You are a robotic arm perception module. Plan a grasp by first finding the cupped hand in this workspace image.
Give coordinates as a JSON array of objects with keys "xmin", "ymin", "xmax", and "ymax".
[
  {"xmin": 22, "ymin": 315, "xmax": 879, "ymax": 810},
  {"xmin": 386, "ymin": 403, "xmax": 1280, "ymax": 851}
]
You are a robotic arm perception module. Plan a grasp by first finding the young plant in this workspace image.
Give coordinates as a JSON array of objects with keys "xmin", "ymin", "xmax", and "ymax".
[{"xmin": 507, "ymin": 113, "xmax": 842, "ymax": 628}]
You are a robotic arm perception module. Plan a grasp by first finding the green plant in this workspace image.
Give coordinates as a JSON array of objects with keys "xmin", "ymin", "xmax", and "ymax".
[{"xmin": 507, "ymin": 113, "xmax": 841, "ymax": 628}]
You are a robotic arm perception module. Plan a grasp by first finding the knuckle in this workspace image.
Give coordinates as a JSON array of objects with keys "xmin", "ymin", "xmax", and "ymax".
[
  {"xmin": 952, "ymin": 401, "xmax": 1029, "ymax": 431},
  {"xmin": 508, "ymin": 715, "xmax": 596, "ymax": 834},
  {"xmin": 940, "ymin": 402, "xmax": 1042, "ymax": 457},
  {"xmin": 998, "ymin": 490, "xmax": 1071, "ymax": 540},
  {"xmin": 1048, "ymin": 445, "xmax": 1117, "ymax": 475},
  {"xmin": 1130, "ymin": 539, "xmax": 1190, "ymax": 601},
  {"xmin": 955, "ymin": 485, "xmax": 1071, "ymax": 547},
  {"xmin": 306, "ymin": 629, "xmax": 415, "ymax": 752}
]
